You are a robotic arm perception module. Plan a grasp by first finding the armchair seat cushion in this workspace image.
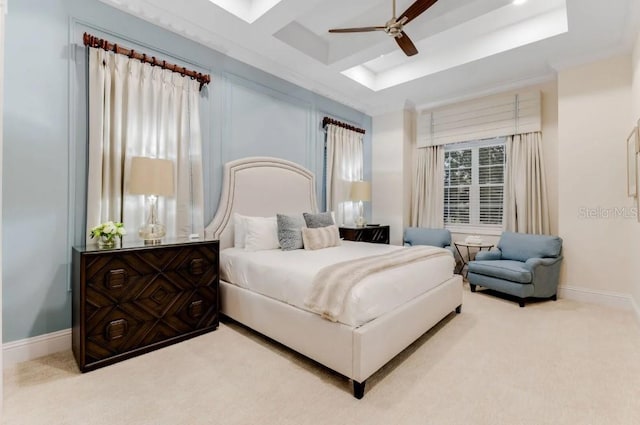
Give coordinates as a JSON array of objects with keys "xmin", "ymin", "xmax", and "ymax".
[{"xmin": 468, "ymin": 260, "xmax": 532, "ymax": 284}]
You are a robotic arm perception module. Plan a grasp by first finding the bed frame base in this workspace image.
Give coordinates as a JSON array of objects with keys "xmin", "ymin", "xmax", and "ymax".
[
  {"xmin": 353, "ymin": 381, "xmax": 366, "ymax": 399},
  {"xmin": 220, "ymin": 275, "xmax": 463, "ymax": 398}
]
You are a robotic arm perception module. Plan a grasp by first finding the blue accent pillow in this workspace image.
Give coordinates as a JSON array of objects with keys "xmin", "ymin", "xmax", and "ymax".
[
  {"xmin": 277, "ymin": 214, "xmax": 305, "ymax": 250},
  {"xmin": 303, "ymin": 212, "xmax": 335, "ymax": 228}
]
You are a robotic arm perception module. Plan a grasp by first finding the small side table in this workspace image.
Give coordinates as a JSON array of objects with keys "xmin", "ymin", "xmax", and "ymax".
[{"xmin": 454, "ymin": 242, "xmax": 494, "ymax": 278}]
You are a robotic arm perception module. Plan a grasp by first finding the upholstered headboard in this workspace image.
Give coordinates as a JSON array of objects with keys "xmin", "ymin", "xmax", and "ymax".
[{"xmin": 205, "ymin": 157, "xmax": 319, "ymax": 249}]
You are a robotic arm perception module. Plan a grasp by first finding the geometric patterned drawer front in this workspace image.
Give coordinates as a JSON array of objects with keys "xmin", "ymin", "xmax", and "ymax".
[
  {"xmin": 72, "ymin": 240, "xmax": 219, "ymax": 372},
  {"xmin": 339, "ymin": 226, "xmax": 390, "ymax": 244}
]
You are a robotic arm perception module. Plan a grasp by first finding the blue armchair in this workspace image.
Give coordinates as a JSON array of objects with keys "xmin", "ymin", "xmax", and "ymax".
[
  {"xmin": 467, "ymin": 231, "xmax": 563, "ymax": 307},
  {"xmin": 403, "ymin": 227, "xmax": 455, "ymax": 257}
]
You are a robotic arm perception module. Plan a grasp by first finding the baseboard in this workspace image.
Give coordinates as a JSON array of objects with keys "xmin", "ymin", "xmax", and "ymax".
[
  {"xmin": 632, "ymin": 296, "xmax": 640, "ymax": 327},
  {"xmin": 558, "ymin": 285, "xmax": 633, "ymax": 310},
  {"xmin": 3, "ymin": 328, "xmax": 71, "ymax": 369}
]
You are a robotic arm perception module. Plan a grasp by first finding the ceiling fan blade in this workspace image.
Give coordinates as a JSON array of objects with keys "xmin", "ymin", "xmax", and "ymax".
[
  {"xmin": 398, "ymin": 0, "xmax": 439, "ymax": 25},
  {"xmin": 395, "ymin": 32, "xmax": 418, "ymax": 56},
  {"xmin": 329, "ymin": 26, "xmax": 386, "ymax": 33}
]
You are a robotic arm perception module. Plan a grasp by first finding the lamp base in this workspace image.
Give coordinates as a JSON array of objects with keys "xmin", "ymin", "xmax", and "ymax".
[
  {"xmin": 355, "ymin": 216, "xmax": 367, "ymax": 228},
  {"xmin": 355, "ymin": 200, "xmax": 366, "ymax": 227},
  {"xmin": 139, "ymin": 223, "xmax": 166, "ymax": 245}
]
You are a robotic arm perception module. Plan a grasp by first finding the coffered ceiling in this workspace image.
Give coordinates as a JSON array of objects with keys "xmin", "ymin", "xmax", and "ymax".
[{"xmin": 100, "ymin": 0, "xmax": 640, "ymax": 115}]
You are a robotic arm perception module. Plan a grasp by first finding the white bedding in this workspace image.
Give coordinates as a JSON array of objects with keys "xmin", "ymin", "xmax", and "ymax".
[{"xmin": 220, "ymin": 241, "xmax": 455, "ymax": 327}]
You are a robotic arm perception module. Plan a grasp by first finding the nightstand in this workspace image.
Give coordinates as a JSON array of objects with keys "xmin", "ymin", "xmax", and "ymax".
[
  {"xmin": 339, "ymin": 225, "xmax": 390, "ymax": 244},
  {"xmin": 72, "ymin": 238, "xmax": 219, "ymax": 372}
]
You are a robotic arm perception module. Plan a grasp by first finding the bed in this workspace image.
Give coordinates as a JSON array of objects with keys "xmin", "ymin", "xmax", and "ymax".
[{"xmin": 205, "ymin": 156, "xmax": 463, "ymax": 398}]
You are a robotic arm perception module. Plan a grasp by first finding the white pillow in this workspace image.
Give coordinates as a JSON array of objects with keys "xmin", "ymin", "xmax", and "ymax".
[
  {"xmin": 233, "ymin": 213, "xmax": 247, "ymax": 248},
  {"xmin": 244, "ymin": 216, "xmax": 280, "ymax": 251}
]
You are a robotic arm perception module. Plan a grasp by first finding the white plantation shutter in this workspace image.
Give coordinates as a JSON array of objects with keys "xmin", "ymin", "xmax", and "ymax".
[
  {"xmin": 418, "ymin": 91, "xmax": 541, "ymax": 146},
  {"xmin": 444, "ymin": 148, "xmax": 471, "ymax": 224},
  {"xmin": 444, "ymin": 138, "xmax": 505, "ymax": 228},
  {"xmin": 478, "ymin": 144, "xmax": 505, "ymax": 225}
]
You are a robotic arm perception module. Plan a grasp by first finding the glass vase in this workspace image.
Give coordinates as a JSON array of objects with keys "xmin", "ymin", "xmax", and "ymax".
[{"xmin": 98, "ymin": 236, "xmax": 117, "ymax": 249}]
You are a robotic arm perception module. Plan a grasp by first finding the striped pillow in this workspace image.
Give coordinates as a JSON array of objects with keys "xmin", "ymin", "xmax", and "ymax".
[{"xmin": 301, "ymin": 225, "xmax": 341, "ymax": 250}]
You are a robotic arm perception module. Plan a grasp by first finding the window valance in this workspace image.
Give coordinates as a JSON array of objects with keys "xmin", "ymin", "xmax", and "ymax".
[{"xmin": 417, "ymin": 91, "xmax": 541, "ymax": 147}]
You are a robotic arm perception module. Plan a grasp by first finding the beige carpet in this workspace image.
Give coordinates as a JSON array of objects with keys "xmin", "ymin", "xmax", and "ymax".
[{"xmin": 3, "ymin": 287, "xmax": 640, "ymax": 425}]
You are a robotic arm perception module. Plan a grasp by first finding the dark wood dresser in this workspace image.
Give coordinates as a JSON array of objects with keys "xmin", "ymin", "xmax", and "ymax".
[
  {"xmin": 72, "ymin": 239, "xmax": 219, "ymax": 372},
  {"xmin": 339, "ymin": 225, "xmax": 390, "ymax": 244}
]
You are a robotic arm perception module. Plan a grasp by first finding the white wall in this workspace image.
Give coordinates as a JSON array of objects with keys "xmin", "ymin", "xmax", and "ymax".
[
  {"xmin": 0, "ymin": 0, "xmax": 5, "ymax": 408},
  {"xmin": 557, "ymin": 55, "xmax": 634, "ymax": 295},
  {"xmin": 372, "ymin": 109, "xmax": 413, "ymax": 245},
  {"xmin": 631, "ymin": 32, "xmax": 640, "ymax": 314},
  {"xmin": 0, "ymin": 0, "xmax": 7, "ymax": 410}
]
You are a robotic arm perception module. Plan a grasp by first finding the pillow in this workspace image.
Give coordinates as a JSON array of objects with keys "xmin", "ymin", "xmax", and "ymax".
[
  {"xmin": 244, "ymin": 216, "xmax": 280, "ymax": 251},
  {"xmin": 277, "ymin": 214, "xmax": 305, "ymax": 251},
  {"xmin": 303, "ymin": 211, "xmax": 335, "ymax": 228},
  {"xmin": 233, "ymin": 213, "xmax": 247, "ymax": 248},
  {"xmin": 301, "ymin": 225, "xmax": 341, "ymax": 250}
]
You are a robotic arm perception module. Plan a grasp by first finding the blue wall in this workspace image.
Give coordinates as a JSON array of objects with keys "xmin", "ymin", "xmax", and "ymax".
[{"xmin": 2, "ymin": 0, "xmax": 372, "ymax": 342}]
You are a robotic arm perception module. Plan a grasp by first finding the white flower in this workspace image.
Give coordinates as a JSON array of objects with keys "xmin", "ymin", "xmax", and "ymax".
[
  {"xmin": 103, "ymin": 222, "xmax": 116, "ymax": 235},
  {"xmin": 90, "ymin": 221, "xmax": 126, "ymax": 239}
]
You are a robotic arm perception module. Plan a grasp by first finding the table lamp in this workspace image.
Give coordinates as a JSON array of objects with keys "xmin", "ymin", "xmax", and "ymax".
[
  {"xmin": 350, "ymin": 180, "xmax": 371, "ymax": 227},
  {"xmin": 129, "ymin": 156, "xmax": 175, "ymax": 244}
]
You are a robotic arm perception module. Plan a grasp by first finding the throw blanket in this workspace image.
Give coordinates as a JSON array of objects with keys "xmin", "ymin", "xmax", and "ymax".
[{"xmin": 304, "ymin": 246, "xmax": 450, "ymax": 322}]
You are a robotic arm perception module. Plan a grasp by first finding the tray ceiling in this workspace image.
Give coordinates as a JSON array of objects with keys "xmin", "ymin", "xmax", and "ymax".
[{"xmin": 100, "ymin": 0, "xmax": 640, "ymax": 115}]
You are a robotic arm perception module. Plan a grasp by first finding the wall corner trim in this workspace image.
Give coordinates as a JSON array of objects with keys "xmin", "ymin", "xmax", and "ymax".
[{"xmin": 3, "ymin": 329, "xmax": 71, "ymax": 369}]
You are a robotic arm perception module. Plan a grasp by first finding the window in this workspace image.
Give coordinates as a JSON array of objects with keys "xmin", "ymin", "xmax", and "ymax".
[{"xmin": 444, "ymin": 138, "xmax": 506, "ymax": 230}]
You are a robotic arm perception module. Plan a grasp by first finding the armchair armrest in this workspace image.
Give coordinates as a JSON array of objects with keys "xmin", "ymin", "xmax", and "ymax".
[
  {"xmin": 475, "ymin": 249, "xmax": 502, "ymax": 261},
  {"xmin": 525, "ymin": 257, "xmax": 562, "ymax": 269},
  {"xmin": 524, "ymin": 256, "xmax": 563, "ymax": 298}
]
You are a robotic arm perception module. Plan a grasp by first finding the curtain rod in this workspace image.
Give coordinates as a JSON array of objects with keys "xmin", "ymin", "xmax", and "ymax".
[
  {"xmin": 322, "ymin": 117, "xmax": 366, "ymax": 134},
  {"xmin": 83, "ymin": 33, "xmax": 211, "ymax": 91}
]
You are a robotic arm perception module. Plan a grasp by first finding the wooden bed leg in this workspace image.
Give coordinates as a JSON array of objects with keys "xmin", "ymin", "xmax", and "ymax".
[
  {"xmin": 469, "ymin": 284, "xmax": 477, "ymax": 292},
  {"xmin": 353, "ymin": 380, "xmax": 366, "ymax": 399},
  {"xmin": 455, "ymin": 305, "xmax": 462, "ymax": 314}
]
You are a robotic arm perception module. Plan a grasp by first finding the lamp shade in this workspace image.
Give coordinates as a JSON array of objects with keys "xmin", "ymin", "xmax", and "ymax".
[
  {"xmin": 129, "ymin": 156, "xmax": 175, "ymax": 197},
  {"xmin": 350, "ymin": 181, "xmax": 371, "ymax": 202}
]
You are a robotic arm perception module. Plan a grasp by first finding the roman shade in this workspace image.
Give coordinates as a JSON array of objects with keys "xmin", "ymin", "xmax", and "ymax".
[{"xmin": 417, "ymin": 91, "xmax": 541, "ymax": 147}]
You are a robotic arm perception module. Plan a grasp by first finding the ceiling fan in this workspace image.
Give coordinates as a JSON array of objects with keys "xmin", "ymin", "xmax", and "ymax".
[{"xmin": 328, "ymin": 0, "xmax": 439, "ymax": 57}]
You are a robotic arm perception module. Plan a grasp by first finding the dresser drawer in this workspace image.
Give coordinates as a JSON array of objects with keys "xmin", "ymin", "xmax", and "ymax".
[
  {"xmin": 84, "ymin": 286, "xmax": 218, "ymax": 365},
  {"xmin": 73, "ymin": 240, "xmax": 219, "ymax": 372},
  {"xmin": 84, "ymin": 246, "xmax": 218, "ymax": 309}
]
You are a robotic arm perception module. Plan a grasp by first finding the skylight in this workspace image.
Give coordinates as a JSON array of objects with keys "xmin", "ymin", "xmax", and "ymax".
[{"xmin": 207, "ymin": 0, "xmax": 282, "ymax": 23}]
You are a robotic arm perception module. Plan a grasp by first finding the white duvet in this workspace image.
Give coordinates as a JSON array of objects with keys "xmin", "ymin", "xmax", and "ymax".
[{"xmin": 220, "ymin": 241, "xmax": 455, "ymax": 327}]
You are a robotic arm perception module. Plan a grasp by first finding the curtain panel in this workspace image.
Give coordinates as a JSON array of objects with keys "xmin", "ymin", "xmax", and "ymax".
[
  {"xmin": 325, "ymin": 124, "xmax": 364, "ymax": 226},
  {"xmin": 504, "ymin": 132, "xmax": 550, "ymax": 235},
  {"xmin": 411, "ymin": 145, "xmax": 445, "ymax": 227},
  {"xmin": 86, "ymin": 47, "xmax": 205, "ymax": 243}
]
